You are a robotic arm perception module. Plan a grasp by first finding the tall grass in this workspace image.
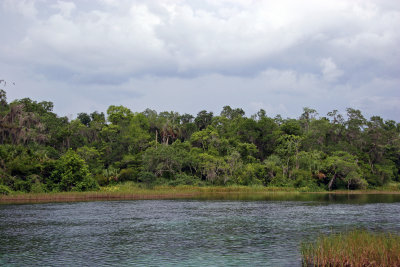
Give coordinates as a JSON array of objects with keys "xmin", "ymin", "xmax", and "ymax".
[
  {"xmin": 1, "ymin": 182, "xmax": 399, "ymax": 204},
  {"xmin": 301, "ymin": 229, "xmax": 400, "ymax": 266},
  {"xmin": 0, "ymin": 183, "xmax": 303, "ymax": 204}
]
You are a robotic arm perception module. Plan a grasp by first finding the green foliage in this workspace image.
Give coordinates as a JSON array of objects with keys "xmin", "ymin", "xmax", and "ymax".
[
  {"xmin": 1, "ymin": 89, "xmax": 399, "ymax": 191},
  {"xmin": 50, "ymin": 150, "xmax": 99, "ymax": 191},
  {"xmin": 94, "ymin": 174, "xmax": 109, "ymax": 186},
  {"xmin": 168, "ymin": 173, "xmax": 202, "ymax": 186},
  {"xmin": 77, "ymin": 112, "xmax": 91, "ymax": 126},
  {"xmin": 0, "ymin": 184, "xmax": 12, "ymax": 195},
  {"xmin": 142, "ymin": 143, "xmax": 185, "ymax": 179},
  {"xmin": 269, "ymin": 173, "xmax": 293, "ymax": 187},
  {"xmin": 236, "ymin": 163, "xmax": 264, "ymax": 185},
  {"xmin": 281, "ymin": 119, "xmax": 302, "ymax": 136},
  {"xmin": 194, "ymin": 110, "xmax": 213, "ymax": 130},
  {"xmin": 30, "ymin": 180, "xmax": 47, "ymax": 193},
  {"xmin": 291, "ymin": 169, "xmax": 314, "ymax": 188},
  {"xmin": 220, "ymin": 105, "xmax": 245, "ymax": 120},
  {"xmin": 118, "ymin": 168, "xmax": 138, "ymax": 182},
  {"xmin": 261, "ymin": 155, "xmax": 282, "ymax": 185},
  {"xmin": 322, "ymin": 151, "xmax": 366, "ymax": 190},
  {"xmin": 107, "ymin": 105, "xmax": 133, "ymax": 125},
  {"xmin": 76, "ymin": 146, "xmax": 102, "ymax": 171},
  {"xmin": 138, "ymin": 171, "xmax": 157, "ymax": 187}
]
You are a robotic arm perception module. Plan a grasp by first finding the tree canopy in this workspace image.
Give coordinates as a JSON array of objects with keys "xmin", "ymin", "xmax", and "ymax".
[{"xmin": 0, "ymin": 90, "xmax": 399, "ymax": 193}]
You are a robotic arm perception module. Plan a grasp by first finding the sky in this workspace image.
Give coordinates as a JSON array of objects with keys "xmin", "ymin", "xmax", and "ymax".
[{"xmin": 0, "ymin": 0, "xmax": 399, "ymax": 121}]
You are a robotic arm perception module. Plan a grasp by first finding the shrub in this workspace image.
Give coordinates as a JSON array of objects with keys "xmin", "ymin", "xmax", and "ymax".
[
  {"xmin": 50, "ymin": 150, "xmax": 99, "ymax": 191},
  {"xmin": 168, "ymin": 173, "xmax": 201, "ymax": 186},
  {"xmin": 138, "ymin": 171, "xmax": 156, "ymax": 187},
  {"xmin": 102, "ymin": 167, "xmax": 119, "ymax": 184},
  {"xmin": 14, "ymin": 179, "xmax": 32, "ymax": 192},
  {"xmin": 76, "ymin": 176, "xmax": 99, "ymax": 191},
  {"xmin": 30, "ymin": 181, "xmax": 47, "ymax": 193},
  {"xmin": 292, "ymin": 169, "xmax": 316, "ymax": 188},
  {"xmin": 118, "ymin": 168, "xmax": 138, "ymax": 182},
  {"xmin": 94, "ymin": 174, "xmax": 109, "ymax": 186},
  {"xmin": 0, "ymin": 184, "xmax": 12, "ymax": 195},
  {"xmin": 269, "ymin": 173, "xmax": 293, "ymax": 187},
  {"xmin": 237, "ymin": 163, "xmax": 264, "ymax": 186}
]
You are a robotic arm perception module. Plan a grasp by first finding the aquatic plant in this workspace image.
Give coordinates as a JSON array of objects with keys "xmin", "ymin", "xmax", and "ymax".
[{"xmin": 301, "ymin": 229, "xmax": 400, "ymax": 266}]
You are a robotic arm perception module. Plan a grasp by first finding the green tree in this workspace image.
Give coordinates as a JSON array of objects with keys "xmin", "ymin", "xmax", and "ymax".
[
  {"xmin": 322, "ymin": 151, "xmax": 366, "ymax": 190},
  {"xmin": 195, "ymin": 110, "xmax": 213, "ymax": 130},
  {"xmin": 300, "ymin": 107, "xmax": 318, "ymax": 133},
  {"xmin": 220, "ymin": 105, "xmax": 245, "ymax": 120},
  {"xmin": 77, "ymin": 112, "xmax": 91, "ymax": 126},
  {"xmin": 50, "ymin": 150, "xmax": 98, "ymax": 191},
  {"xmin": 276, "ymin": 134, "xmax": 303, "ymax": 178},
  {"xmin": 107, "ymin": 105, "xmax": 133, "ymax": 125}
]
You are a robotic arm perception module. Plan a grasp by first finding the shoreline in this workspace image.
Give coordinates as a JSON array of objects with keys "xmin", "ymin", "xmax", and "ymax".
[{"xmin": 1, "ymin": 185, "xmax": 400, "ymax": 204}]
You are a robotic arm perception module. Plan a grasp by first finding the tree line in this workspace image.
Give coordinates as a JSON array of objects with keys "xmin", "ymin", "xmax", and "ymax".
[{"xmin": 0, "ymin": 89, "xmax": 399, "ymax": 193}]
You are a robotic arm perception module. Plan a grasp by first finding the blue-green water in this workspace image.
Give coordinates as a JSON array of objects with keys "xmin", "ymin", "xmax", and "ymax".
[{"xmin": 1, "ymin": 194, "xmax": 400, "ymax": 266}]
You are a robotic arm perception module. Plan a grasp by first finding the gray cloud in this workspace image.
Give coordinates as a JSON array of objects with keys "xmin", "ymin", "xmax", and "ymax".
[{"xmin": 0, "ymin": 0, "xmax": 399, "ymax": 120}]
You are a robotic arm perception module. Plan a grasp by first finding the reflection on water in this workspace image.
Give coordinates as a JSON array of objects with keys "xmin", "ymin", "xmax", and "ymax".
[
  {"xmin": 191, "ymin": 192, "xmax": 400, "ymax": 203},
  {"xmin": 1, "ymin": 195, "xmax": 400, "ymax": 266}
]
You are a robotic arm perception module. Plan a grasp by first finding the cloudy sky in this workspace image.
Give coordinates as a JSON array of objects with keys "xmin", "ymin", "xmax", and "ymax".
[{"xmin": 0, "ymin": 0, "xmax": 399, "ymax": 120}]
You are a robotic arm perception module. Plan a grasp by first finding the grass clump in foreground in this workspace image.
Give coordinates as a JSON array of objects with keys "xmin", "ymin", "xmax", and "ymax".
[{"xmin": 301, "ymin": 229, "xmax": 400, "ymax": 266}]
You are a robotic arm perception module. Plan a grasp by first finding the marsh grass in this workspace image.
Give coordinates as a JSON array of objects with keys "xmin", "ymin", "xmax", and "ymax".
[
  {"xmin": 1, "ymin": 182, "xmax": 399, "ymax": 204},
  {"xmin": 301, "ymin": 229, "xmax": 400, "ymax": 266},
  {"xmin": 0, "ymin": 183, "xmax": 302, "ymax": 203}
]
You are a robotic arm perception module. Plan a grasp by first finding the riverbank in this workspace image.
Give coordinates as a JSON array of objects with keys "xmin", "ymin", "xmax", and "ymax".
[
  {"xmin": 1, "ymin": 182, "xmax": 400, "ymax": 204},
  {"xmin": 0, "ymin": 184, "xmax": 294, "ymax": 204}
]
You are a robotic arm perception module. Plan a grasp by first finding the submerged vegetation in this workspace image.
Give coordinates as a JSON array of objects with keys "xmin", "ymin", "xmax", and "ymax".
[
  {"xmin": 301, "ymin": 230, "xmax": 400, "ymax": 266},
  {"xmin": 0, "ymin": 89, "xmax": 399, "ymax": 194}
]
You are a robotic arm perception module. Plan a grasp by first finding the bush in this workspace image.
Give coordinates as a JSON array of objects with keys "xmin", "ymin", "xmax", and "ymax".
[
  {"xmin": 102, "ymin": 167, "xmax": 119, "ymax": 184},
  {"xmin": 50, "ymin": 150, "xmax": 99, "ymax": 191},
  {"xmin": 269, "ymin": 173, "xmax": 293, "ymax": 187},
  {"xmin": 0, "ymin": 170, "xmax": 13, "ymax": 187},
  {"xmin": 118, "ymin": 168, "xmax": 138, "ymax": 182},
  {"xmin": 138, "ymin": 171, "xmax": 156, "ymax": 187},
  {"xmin": 14, "ymin": 179, "xmax": 32, "ymax": 192},
  {"xmin": 31, "ymin": 181, "xmax": 47, "ymax": 193},
  {"xmin": 94, "ymin": 174, "xmax": 109, "ymax": 186},
  {"xmin": 168, "ymin": 173, "xmax": 202, "ymax": 186},
  {"xmin": 0, "ymin": 184, "xmax": 12, "ymax": 195},
  {"xmin": 76, "ymin": 176, "xmax": 100, "ymax": 191},
  {"xmin": 292, "ymin": 169, "xmax": 316, "ymax": 188},
  {"xmin": 237, "ymin": 163, "xmax": 264, "ymax": 186}
]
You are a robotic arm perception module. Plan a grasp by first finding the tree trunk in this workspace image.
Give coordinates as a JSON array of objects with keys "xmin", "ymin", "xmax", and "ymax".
[
  {"xmin": 328, "ymin": 173, "xmax": 336, "ymax": 191},
  {"xmin": 155, "ymin": 130, "xmax": 158, "ymax": 147}
]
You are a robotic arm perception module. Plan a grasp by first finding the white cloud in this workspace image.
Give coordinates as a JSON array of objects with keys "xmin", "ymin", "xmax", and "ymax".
[
  {"xmin": 320, "ymin": 58, "xmax": 343, "ymax": 82},
  {"xmin": 0, "ymin": 0, "xmax": 399, "ymax": 120},
  {"xmin": 52, "ymin": 1, "xmax": 76, "ymax": 18},
  {"xmin": 2, "ymin": 0, "xmax": 38, "ymax": 19},
  {"xmin": 2, "ymin": 0, "xmax": 397, "ymax": 77}
]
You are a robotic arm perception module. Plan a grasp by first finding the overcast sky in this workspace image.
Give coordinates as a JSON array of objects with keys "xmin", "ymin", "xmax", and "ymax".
[{"xmin": 1, "ymin": 0, "xmax": 399, "ymax": 120}]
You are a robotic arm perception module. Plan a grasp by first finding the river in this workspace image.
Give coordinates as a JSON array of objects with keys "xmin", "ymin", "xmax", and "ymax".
[{"xmin": 1, "ymin": 193, "xmax": 400, "ymax": 266}]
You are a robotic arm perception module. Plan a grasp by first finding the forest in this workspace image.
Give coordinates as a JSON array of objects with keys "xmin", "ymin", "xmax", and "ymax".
[{"xmin": 0, "ymin": 89, "xmax": 399, "ymax": 194}]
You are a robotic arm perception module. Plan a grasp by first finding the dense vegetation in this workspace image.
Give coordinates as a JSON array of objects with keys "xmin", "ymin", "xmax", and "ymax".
[
  {"xmin": 301, "ymin": 230, "xmax": 400, "ymax": 266},
  {"xmin": 0, "ymin": 89, "xmax": 399, "ymax": 193}
]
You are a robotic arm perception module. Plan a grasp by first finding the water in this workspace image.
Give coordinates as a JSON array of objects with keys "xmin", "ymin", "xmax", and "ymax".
[{"xmin": 1, "ymin": 194, "xmax": 400, "ymax": 266}]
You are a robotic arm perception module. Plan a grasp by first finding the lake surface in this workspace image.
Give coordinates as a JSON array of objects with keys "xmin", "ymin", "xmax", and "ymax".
[{"xmin": 1, "ymin": 194, "xmax": 400, "ymax": 266}]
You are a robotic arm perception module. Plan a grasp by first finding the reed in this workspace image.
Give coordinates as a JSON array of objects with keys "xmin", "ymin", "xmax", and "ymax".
[
  {"xmin": 301, "ymin": 229, "xmax": 400, "ymax": 266},
  {"xmin": 1, "ymin": 182, "xmax": 399, "ymax": 204},
  {"xmin": 0, "ymin": 183, "xmax": 302, "ymax": 204}
]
